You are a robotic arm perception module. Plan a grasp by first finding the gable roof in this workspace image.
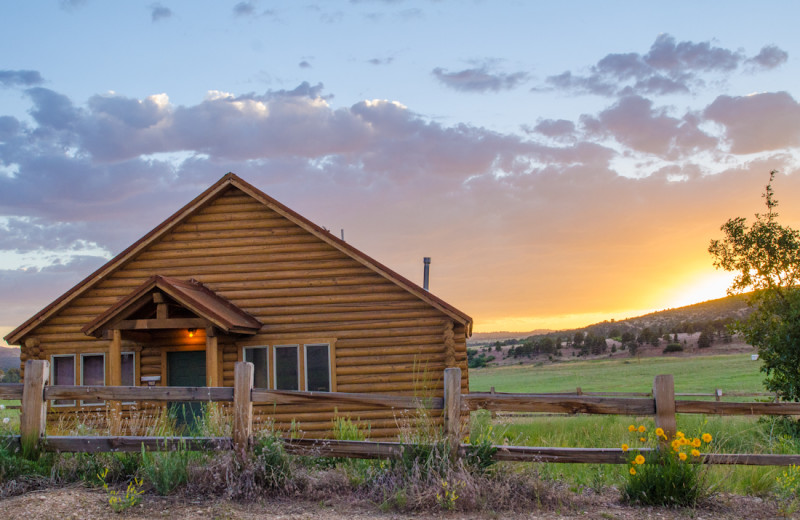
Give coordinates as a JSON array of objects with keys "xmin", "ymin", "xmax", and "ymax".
[
  {"xmin": 5, "ymin": 173, "xmax": 472, "ymax": 344},
  {"xmin": 82, "ymin": 275, "xmax": 262, "ymax": 338}
]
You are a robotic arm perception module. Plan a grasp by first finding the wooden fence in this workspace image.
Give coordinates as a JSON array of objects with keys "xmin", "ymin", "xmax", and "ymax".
[{"xmin": 3, "ymin": 360, "xmax": 800, "ymax": 466}]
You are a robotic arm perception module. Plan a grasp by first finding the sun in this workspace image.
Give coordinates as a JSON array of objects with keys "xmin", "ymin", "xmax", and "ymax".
[{"xmin": 663, "ymin": 271, "xmax": 738, "ymax": 309}]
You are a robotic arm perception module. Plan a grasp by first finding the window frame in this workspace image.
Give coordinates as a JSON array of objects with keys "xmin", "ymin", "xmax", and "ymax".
[
  {"xmin": 303, "ymin": 343, "xmax": 331, "ymax": 392},
  {"xmin": 243, "ymin": 346, "xmax": 270, "ymax": 389},
  {"xmin": 79, "ymin": 352, "xmax": 106, "ymax": 407},
  {"xmin": 120, "ymin": 351, "xmax": 137, "ymax": 405},
  {"xmin": 50, "ymin": 354, "xmax": 76, "ymax": 407},
  {"xmin": 273, "ymin": 344, "xmax": 300, "ymax": 391},
  {"xmin": 239, "ymin": 339, "xmax": 335, "ymax": 392}
]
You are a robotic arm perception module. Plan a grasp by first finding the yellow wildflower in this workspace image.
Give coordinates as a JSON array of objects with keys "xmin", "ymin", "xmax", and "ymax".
[
  {"xmin": 692, "ymin": 438, "xmax": 701, "ymax": 448},
  {"xmin": 677, "ymin": 431, "xmax": 685, "ymax": 438},
  {"xmin": 621, "ymin": 444, "xmax": 629, "ymax": 452},
  {"xmin": 678, "ymin": 452, "xmax": 687, "ymax": 461},
  {"xmin": 691, "ymin": 449, "xmax": 700, "ymax": 457},
  {"xmin": 639, "ymin": 437, "xmax": 646, "ymax": 442},
  {"xmin": 638, "ymin": 425, "xmax": 646, "ymax": 433},
  {"xmin": 629, "ymin": 467, "xmax": 636, "ymax": 475},
  {"xmin": 634, "ymin": 454, "xmax": 645, "ymax": 465},
  {"xmin": 628, "ymin": 424, "xmax": 636, "ymax": 432},
  {"xmin": 671, "ymin": 440, "xmax": 680, "ymax": 451},
  {"xmin": 655, "ymin": 427, "xmax": 665, "ymax": 438},
  {"xmin": 702, "ymin": 433, "xmax": 712, "ymax": 443}
]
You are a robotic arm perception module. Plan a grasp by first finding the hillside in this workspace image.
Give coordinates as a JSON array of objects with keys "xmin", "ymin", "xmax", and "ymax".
[
  {"xmin": 469, "ymin": 294, "xmax": 750, "ymax": 347},
  {"xmin": 0, "ymin": 346, "xmax": 19, "ymax": 372}
]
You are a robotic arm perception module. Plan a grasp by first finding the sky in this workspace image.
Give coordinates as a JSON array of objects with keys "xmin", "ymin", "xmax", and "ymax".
[{"xmin": 2, "ymin": 0, "xmax": 800, "ymax": 344}]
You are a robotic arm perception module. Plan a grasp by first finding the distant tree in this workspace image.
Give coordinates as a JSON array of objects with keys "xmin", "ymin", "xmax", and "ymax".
[
  {"xmin": 1, "ymin": 367, "xmax": 20, "ymax": 383},
  {"xmin": 697, "ymin": 330, "xmax": 713, "ymax": 349},
  {"xmin": 573, "ymin": 331, "xmax": 585, "ymax": 347},
  {"xmin": 709, "ymin": 170, "xmax": 800, "ymax": 401}
]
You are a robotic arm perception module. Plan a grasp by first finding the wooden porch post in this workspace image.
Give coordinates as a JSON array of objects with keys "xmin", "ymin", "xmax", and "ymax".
[
  {"xmin": 109, "ymin": 329, "xmax": 122, "ymax": 434},
  {"xmin": 206, "ymin": 327, "xmax": 219, "ymax": 387}
]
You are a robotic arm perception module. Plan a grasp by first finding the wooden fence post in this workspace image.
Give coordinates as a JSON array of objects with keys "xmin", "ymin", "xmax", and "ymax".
[
  {"xmin": 443, "ymin": 367, "xmax": 462, "ymax": 455},
  {"xmin": 20, "ymin": 359, "xmax": 49, "ymax": 459},
  {"xmin": 233, "ymin": 362, "xmax": 254, "ymax": 457},
  {"xmin": 653, "ymin": 374, "xmax": 676, "ymax": 443}
]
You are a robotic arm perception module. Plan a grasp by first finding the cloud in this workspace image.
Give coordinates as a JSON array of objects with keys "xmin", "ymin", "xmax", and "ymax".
[
  {"xmin": 150, "ymin": 3, "xmax": 172, "ymax": 22},
  {"xmin": 432, "ymin": 65, "xmax": 528, "ymax": 93},
  {"xmin": 367, "ymin": 57, "xmax": 394, "ymax": 66},
  {"xmin": 4, "ymin": 79, "xmax": 800, "ymax": 336},
  {"xmin": 299, "ymin": 60, "xmax": 312, "ymax": 69},
  {"xmin": 704, "ymin": 91, "xmax": 800, "ymax": 154},
  {"xmin": 581, "ymin": 95, "xmax": 717, "ymax": 157},
  {"xmin": 543, "ymin": 34, "xmax": 788, "ymax": 97},
  {"xmin": 233, "ymin": 1, "xmax": 256, "ymax": 17},
  {"xmin": 0, "ymin": 70, "xmax": 44, "ymax": 88},
  {"xmin": 746, "ymin": 45, "xmax": 789, "ymax": 70}
]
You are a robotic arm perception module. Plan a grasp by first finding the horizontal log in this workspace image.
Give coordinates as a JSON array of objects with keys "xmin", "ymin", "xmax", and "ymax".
[
  {"xmin": 137, "ymin": 239, "xmax": 328, "ymax": 261},
  {"xmin": 337, "ymin": 362, "xmax": 446, "ymax": 375},
  {"xmin": 115, "ymin": 317, "xmax": 209, "ymax": 331},
  {"xmin": 282, "ymin": 438, "xmax": 406, "ymax": 459},
  {"xmin": 154, "ymin": 232, "xmax": 312, "ymax": 252},
  {"xmin": 256, "ymin": 322, "xmax": 444, "ymax": 338},
  {"xmin": 239, "ymin": 292, "xmax": 418, "ymax": 311},
  {"xmin": 675, "ymin": 400, "xmax": 800, "ymax": 415},
  {"xmin": 336, "ymin": 336, "xmax": 445, "ymax": 350},
  {"xmin": 336, "ymin": 382, "xmax": 443, "ymax": 394},
  {"xmin": 251, "ymin": 388, "xmax": 441, "ymax": 409},
  {"xmin": 164, "ymin": 226, "xmax": 306, "ymax": 243},
  {"xmin": 182, "ymin": 211, "xmax": 284, "ymax": 224},
  {"xmin": 44, "ymin": 386, "xmax": 234, "ymax": 402},
  {"xmin": 491, "ymin": 445, "xmax": 633, "ymax": 464},
  {"xmin": 43, "ymin": 436, "xmax": 233, "ymax": 452},
  {"xmin": 0, "ymin": 384, "xmax": 23, "ymax": 399},
  {"xmin": 109, "ymin": 263, "xmax": 365, "ymax": 282},
  {"xmin": 174, "ymin": 217, "xmax": 292, "ymax": 232},
  {"xmin": 127, "ymin": 249, "xmax": 342, "ymax": 270},
  {"xmin": 337, "ymin": 372, "xmax": 431, "ymax": 385},
  {"xmin": 256, "ymin": 309, "xmax": 441, "ymax": 325},
  {"xmin": 463, "ymin": 393, "xmax": 656, "ymax": 415}
]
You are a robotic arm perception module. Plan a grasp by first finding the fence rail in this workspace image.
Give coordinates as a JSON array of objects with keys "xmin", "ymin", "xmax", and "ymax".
[{"xmin": 5, "ymin": 360, "xmax": 800, "ymax": 465}]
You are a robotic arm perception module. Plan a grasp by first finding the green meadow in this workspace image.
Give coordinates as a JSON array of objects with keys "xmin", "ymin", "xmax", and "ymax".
[
  {"xmin": 469, "ymin": 353, "xmax": 764, "ymax": 395},
  {"xmin": 467, "ymin": 353, "xmax": 795, "ymax": 495}
]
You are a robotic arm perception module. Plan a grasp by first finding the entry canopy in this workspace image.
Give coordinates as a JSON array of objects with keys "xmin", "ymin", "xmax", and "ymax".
[{"xmin": 82, "ymin": 275, "xmax": 262, "ymax": 338}]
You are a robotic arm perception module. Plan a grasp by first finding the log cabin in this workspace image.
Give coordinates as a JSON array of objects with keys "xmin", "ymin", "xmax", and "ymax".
[{"xmin": 4, "ymin": 173, "xmax": 471, "ymax": 439}]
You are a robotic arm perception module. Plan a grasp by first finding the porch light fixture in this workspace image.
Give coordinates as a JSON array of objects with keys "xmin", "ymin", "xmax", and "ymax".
[{"xmin": 188, "ymin": 328, "xmax": 196, "ymax": 337}]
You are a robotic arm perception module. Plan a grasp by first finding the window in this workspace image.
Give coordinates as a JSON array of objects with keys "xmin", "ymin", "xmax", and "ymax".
[
  {"xmin": 81, "ymin": 353, "xmax": 105, "ymax": 406},
  {"xmin": 241, "ymin": 341, "xmax": 334, "ymax": 392},
  {"xmin": 121, "ymin": 352, "xmax": 135, "ymax": 387},
  {"xmin": 51, "ymin": 355, "xmax": 75, "ymax": 407},
  {"xmin": 305, "ymin": 344, "xmax": 330, "ymax": 392},
  {"xmin": 274, "ymin": 345, "xmax": 299, "ymax": 391},
  {"xmin": 243, "ymin": 347, "xmax": 269, "ymax": 389}
]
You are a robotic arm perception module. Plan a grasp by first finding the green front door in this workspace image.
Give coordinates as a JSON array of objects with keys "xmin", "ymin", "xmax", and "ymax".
[{"xmin": 167, "ymin": 350, "xmax": 206, "ymax": 430}]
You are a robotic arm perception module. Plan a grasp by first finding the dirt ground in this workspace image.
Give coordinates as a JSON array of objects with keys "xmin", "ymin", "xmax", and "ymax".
[{"xmin": 0, "ymin": 484, "xmax": 784, "ymax": 520}]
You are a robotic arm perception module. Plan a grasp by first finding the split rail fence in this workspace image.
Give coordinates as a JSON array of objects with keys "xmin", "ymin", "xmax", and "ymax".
[{"xmin": 2, "ymin": 360, "xmax": 800, "ymax": 466}]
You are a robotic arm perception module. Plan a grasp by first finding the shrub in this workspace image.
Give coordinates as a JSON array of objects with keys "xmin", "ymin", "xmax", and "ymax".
[
  {"xmin": 252, "ymin": 429, "xmax": 292, "ymax": 490},
  {"xmin": 621, "ymin": 424, "xmax": 712, "ymax": 507},
  {"xmin": 141, "ymin": 442, "xmax": 190, "ymax": 495},
  {"xmin": 663, "ymin": 343, "xmax": 684, "ymax": 353}
]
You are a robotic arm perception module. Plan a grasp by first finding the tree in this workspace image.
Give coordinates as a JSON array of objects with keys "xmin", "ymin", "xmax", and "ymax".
[
  {"xmin": 709, "ymin": 170, "xmax": 800, "ymax": 400},
  {"xmin": 697, "ymin": 330, "xmax": 713, "ymax": 349}
]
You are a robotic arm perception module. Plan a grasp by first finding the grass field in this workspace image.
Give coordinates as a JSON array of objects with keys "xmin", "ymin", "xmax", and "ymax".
[
  {"xmin": 467, "ymin": 353, "xmax": 794, "ymax": 495},
  {"xmin": 469, "ymin": 353, "xmax": 765, "ymax": 395}
]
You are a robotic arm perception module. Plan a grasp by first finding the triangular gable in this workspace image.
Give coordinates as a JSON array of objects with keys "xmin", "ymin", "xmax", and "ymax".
[
  {"xmin": 82, "ymin": 275, "xmax": 262, "ymax": 338},
  {"xmin": 5, "ymin": 173, "xmax": 472, "ymax": 345}
]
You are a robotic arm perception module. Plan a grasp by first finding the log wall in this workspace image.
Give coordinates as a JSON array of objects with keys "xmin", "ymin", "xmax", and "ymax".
[{"xmin": 18, "ymin": 186, "xmax": 469, "ymax": 440}]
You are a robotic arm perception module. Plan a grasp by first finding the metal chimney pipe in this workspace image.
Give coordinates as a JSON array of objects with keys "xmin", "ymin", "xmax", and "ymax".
[{"xmin": 423, "ymin": 257, "xmax": 431, "ymax": 291}]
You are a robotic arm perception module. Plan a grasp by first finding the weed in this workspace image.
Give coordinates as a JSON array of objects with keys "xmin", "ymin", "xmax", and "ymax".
[
  {"xmin": 97, "ymin": 467, "xmax": 144, "ymax": 512},
  {"xmin": 141, "ymin": 441, "xmax": 190, "ymax": 495}
]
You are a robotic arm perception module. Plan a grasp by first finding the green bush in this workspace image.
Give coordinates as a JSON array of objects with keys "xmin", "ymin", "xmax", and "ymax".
[
  {"xmin": 252, "ymin": 429, "xmax": 292, "ymax": 489},
  {"xmin": 141, "ymin": 442, "xmax": 190, "ymax": 495},
  {"xmin": 663, "ymin": 343, "xmax": 684, "ymax": 353}
]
